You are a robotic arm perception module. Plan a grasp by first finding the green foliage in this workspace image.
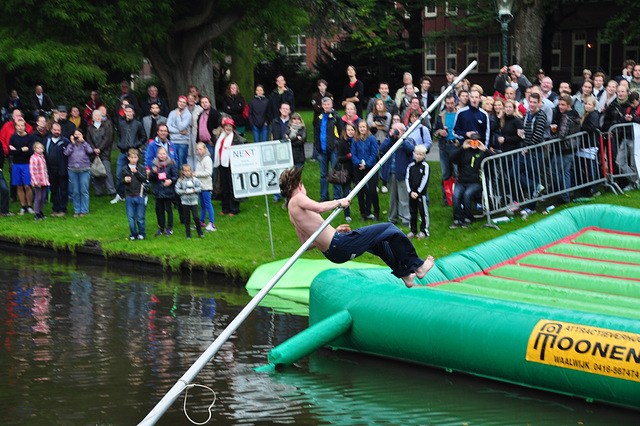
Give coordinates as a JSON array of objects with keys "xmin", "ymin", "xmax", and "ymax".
[
  {"xmin": 601, "ymin": 1, "xmax": 640, "ymax": 46},
  {"xmin": 424, "ymin": 0, "xmax": 499, "ymax": 43},
  {"xmin": 0, "ymin": 0, "xmax": 143, "ymax": 89}
]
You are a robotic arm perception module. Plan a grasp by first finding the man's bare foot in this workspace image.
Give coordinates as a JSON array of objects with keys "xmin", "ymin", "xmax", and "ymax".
[
  {"xmin": 415, "ymin": 255, "xmax": 435, "ymax": 280},
  {"xmin": 401, "ymin": 273, "xmax": 416, "ymax": 288}
]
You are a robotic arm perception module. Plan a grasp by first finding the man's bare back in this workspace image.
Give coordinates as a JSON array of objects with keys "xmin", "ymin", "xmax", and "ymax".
[{"xmin": 287, "ymin": 183, "xmax": 350, "ymax": 252}]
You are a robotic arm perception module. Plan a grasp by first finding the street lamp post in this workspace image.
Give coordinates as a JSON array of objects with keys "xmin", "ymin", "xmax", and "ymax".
[{"xmin": 495, "ymin": 0, "xmax": 515, "ymax": 68}]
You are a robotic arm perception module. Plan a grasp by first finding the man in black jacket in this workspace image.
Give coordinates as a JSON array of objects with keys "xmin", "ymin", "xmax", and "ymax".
[
  {"xmin": 30, "ymin": 85, "xmax": 55, "ymax": 120},
  {"xmin": 551, "ymin": 94, "xmax": 581, "ymax": 203},
  {"xmin": 112, "ymin": 105, "xmax": 146, "ymax": 203},
  {"xmin": 269, "ymin": 75, "xmax": 295, "ymax": 120},
  {"xmin": 44, "ymin": 123, "xmax": 70, "ymax": 216}
]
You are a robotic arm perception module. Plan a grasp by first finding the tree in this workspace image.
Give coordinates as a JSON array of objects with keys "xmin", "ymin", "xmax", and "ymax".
[
  {"xmin": 602, "ymin": 1, "xmax": 640, "ymax": 46},
  {"xmin": 0, "ymin": 0, "xmax": 142, "ymax": 100},
  {"xmin": 140, "ymin": 1, "xmax": 245, "ymax": 104}
]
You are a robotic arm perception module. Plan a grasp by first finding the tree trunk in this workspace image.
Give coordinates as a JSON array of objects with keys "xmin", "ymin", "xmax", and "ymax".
[
  {"xmin": 142, "ymin": 7, "xmax": 244, "ymax": 108},
  {"xmin": 512, "ymin": 0, "xmax": 545, "ymax": 79},
  {"xmin": 190, "ymin": 42, "xmax": 216, "ymax": 106},
  {"xmin": 229, "ymin": 27, "xmax": 255, "ymax": 101}
]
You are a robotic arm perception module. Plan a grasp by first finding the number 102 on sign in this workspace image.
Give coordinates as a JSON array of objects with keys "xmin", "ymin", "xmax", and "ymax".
[{"xmin": 232, "ymin": 168, "xmax": 287, "ymax": 197}]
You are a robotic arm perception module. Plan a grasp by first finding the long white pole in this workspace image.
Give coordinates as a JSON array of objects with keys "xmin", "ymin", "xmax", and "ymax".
[{"xmin": 138, "ymin": 60, "xmax": 477, "ymax": 426}]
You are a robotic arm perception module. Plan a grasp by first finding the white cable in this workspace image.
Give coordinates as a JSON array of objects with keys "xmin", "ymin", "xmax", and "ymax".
[{"xmin": 182, "ymin": 383, "xmax": 217, "ymax": 425}]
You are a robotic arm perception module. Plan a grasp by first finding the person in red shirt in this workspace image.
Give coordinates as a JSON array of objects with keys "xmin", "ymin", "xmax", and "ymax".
[{"xmin": 1, "ymin": 109, "xmax": 33, "ymax": 155}]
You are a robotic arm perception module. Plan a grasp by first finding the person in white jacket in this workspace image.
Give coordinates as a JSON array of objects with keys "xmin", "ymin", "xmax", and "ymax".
[
  {"xmin": 213, "ymin": 118, "xmax": 246, "ymax": 215},
  {"xmin": 167, "ymin": 96, "xmax": 192, "ymax": 168},
  {"xmin": 195, "ymin": 142, "xmax": 216, "ymax": 231}
]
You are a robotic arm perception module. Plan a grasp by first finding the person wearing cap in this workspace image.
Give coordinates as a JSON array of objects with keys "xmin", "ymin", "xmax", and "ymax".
[
  {"xmin": 57, "ymin": 105, "xmax": 77, "ymax": 139},
  {"xmin": 167, "ymin": 96, "xmax": 192, "ymax": 168},
  {"xmin": 532, "ymin": 69, "xmax": 546, "ymax": 86},
  {"xmin": 449, "ymin": 132, "xmax": 491, "ymax": 229},
  {"xmin": 112, "ymin": 104, "xmax": 146, "ymax": 203},
  {"xmin": 213, "ymin": 117, "xmax": 245, "ymax": 215}
]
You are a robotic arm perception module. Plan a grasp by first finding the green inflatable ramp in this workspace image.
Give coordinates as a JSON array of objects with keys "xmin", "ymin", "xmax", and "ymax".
[{"xmin": 265, "ymin": 205, "xmax": 640, "ymax": 409}]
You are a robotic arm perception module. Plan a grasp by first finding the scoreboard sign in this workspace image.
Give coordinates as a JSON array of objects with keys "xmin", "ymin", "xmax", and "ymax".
[{"xmin": 229, "ymin": 140, "xmax": 293, "ymax": 198}]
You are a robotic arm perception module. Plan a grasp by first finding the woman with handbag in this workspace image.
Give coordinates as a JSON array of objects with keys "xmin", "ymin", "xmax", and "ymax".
[
  {"xmin": 335, "ymin": 123, "xmax": 356, "ymax": 222},
  {"xmin": 86, "ymin": 107, "xmax": 116, "ymax": 197}
]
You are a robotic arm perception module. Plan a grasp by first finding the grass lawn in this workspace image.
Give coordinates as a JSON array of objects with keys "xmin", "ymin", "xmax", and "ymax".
[{"xmin": 2, "ymin": 112, "xmax": 639, "ymax": 280}]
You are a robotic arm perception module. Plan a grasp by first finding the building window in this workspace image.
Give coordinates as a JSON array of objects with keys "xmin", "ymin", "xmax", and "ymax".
[
  {"xmin": 278, "ymin": 35, "xmax": 307, "ymax": 66},
  {"xmin": 467, "ymin": 37, "xmax": 478, "ymax": 72},
  {"xmin": 597, "ymin": 30, "xmax": 611, "ymax": 77},
  {"xmin": 446, "ymin": 41, "xmax": 457, "ymax": 71},
  {"xmin": 552, "ymin": 33, "xmax": 561, "ymax": 71},
  {"xmin": 445, "ymin": 2, "xmax": 458, "ymax": 16},
  {"xmin": 488, "ymin": 35, "xmax": 501, "ymax": 72},
  {"xmin": 624, "ymin": 40, "xmax": 639, "ymax": 64},
  {"xmin": 572, "ymin": 30, "xmax": 587, "ymax": 78},
  {"xmin": 424, "ymin": 41, "xmax": 436, "ymax": 74},
  {"xmin": 424, "ymin": 5, "xmax": 436, "ymax": 17}
]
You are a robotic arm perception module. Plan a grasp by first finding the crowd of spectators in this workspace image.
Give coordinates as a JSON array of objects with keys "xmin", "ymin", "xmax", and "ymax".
[{"xmin": 1, "ymin": 58, "xmax": 639, "ymax": 237}]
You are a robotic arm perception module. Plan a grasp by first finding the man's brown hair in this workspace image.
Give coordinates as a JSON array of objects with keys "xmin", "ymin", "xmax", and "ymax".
[{"xmin": 279, "ymin": 167, "xmax": 303, "ymax": 199}]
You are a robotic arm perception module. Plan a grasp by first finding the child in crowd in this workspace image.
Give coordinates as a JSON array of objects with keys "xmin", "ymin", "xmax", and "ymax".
[
  {"xmin": 29, "ymin": 142, "xmax": 50, "ymax": 220},
  {"xmin": 195, "ymin": 142, "xmax": 216, "ymax": 232},
  {"xmin": 122, "ymin": 148, "xmax": 147, "ymax": 240},
  {"xmin": 405, "ymin": 144, "xmax": 430, "ymax": 238},
  {"xmin": 175, "ymin": 164, "xmax": 204, "ymax": 239},
  {"xmin": 149, "ymin": 147, "xmax": 178, "ymax": 236},
  {"xmin": 64, "ymin": 129, "xmax": 93, "ymax": 217}
]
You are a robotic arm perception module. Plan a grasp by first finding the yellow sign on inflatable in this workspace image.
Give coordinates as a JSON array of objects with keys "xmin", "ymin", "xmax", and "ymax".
[{"xmin": 527, "ymin": 320, "xmax": 640, "ymax": 382}]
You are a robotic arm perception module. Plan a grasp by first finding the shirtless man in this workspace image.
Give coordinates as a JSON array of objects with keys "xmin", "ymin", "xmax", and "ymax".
[{"xmin": 279, "ymin": 167, "xmax": 434, "ymax": 287}]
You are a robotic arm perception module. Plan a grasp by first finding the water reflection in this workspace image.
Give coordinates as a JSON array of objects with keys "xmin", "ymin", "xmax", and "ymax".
[{"xmin": 0, "ymin": 252, "xmax": 638, "ymax": 425}]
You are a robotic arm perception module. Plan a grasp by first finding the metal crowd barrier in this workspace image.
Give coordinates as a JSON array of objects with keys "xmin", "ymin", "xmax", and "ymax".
[
  {"xmin": 606, "ymin": 122, "xmax": 640, "ymax": 193},
  {"xmin": 480, "ymin": 130, "xmax": 615, "ymax": 227}
]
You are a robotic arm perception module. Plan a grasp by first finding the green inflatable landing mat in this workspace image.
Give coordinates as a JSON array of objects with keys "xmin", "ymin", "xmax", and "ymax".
[
  {"xmin": 292, "ymin": 205, "xmax": 640, "ymax": 409},
  {"xmin": 434, "ymin": 227, "xmax": 640, "ymax": 318}
]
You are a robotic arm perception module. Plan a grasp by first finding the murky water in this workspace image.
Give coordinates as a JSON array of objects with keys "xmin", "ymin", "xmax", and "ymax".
[{"xmin": 1, "ymin": 251, "xmax": 638, "ymax": 425}]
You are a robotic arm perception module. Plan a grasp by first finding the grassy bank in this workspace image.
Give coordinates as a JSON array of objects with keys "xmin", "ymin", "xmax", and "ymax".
[{"xmin": 2, "ymin": 154, "xmax": 639, "ymax": 280}]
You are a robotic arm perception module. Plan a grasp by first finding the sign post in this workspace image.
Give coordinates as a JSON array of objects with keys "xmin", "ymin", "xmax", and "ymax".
[{"xmin": 229, "ymin": 140, "xmax": 293, "ymax": 258}]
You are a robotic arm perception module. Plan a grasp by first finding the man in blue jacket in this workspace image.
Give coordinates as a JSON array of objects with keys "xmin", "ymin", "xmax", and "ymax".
[
  {"xmin": 314, "ymin": 97, "xmax": 344, "ymax": 201},
  {"xmin": 453, "ymin": 89, "xmax": 490, "ymax": 144}
]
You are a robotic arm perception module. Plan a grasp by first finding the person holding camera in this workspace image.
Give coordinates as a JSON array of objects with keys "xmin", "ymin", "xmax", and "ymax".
[
  {"xmin": 64, "ymin": 129, "xmax": 93, "ymax": 217},
  {"xmin": 379, "ymin": 122, "xmax": 417, "ymax": 227},
  {"xmin": 494, "ymin": 65, "xmax": 532, "ymax": 102},
  {"xmin": 449, "ymin": 133, "xmax": 491, "ymax": 229}
]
